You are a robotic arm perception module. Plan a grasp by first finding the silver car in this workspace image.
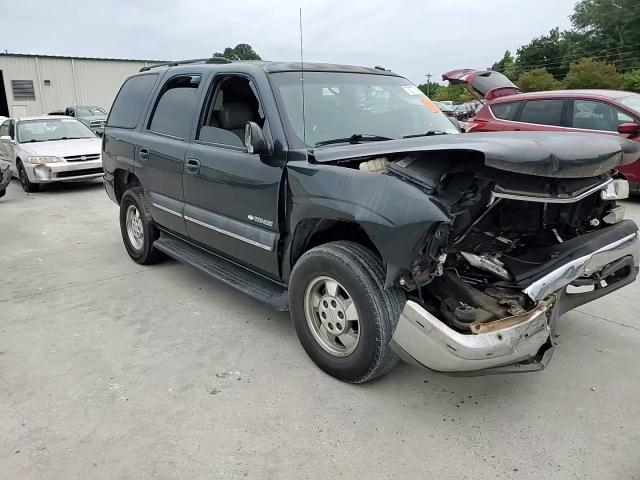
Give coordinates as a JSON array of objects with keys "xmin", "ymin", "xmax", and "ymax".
[{"xmin": 0, "ymin": 116, "xmax": 103, "ymax": 192}]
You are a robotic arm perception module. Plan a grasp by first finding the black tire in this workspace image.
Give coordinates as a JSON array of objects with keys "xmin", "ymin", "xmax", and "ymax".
[
  {"xmin": 17, "ymin": 161, "xmax": 39, "ymax": 193},
  {"xmin": 0, "ymin": 189, "xmax": 5, "ymax": 199},
  {"xmin": 289, "ymin": 241, "xmax": 406, "ymax": 383},
  {"xmin": 119, "ymin": 186, "xmax": 162, "ymax": 265}
]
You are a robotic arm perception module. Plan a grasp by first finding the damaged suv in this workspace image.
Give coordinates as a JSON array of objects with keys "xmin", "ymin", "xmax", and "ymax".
[{"xmin": 103, "ymin": 59, "xmax": 639, "ymax": 383}]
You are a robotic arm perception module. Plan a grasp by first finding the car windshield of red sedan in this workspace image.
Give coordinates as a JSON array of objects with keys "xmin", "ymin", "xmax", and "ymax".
[
  {"xmin": 17, "ymin": 119, "xmax": 96, "ymax": 143},
  {"xmin": 619, "ymin": 94, "xmax": 640, "ymax": 113}
]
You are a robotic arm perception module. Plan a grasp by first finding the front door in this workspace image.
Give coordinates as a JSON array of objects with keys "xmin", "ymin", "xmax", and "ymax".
[{"xmin": 182, "ymin": 73, "xmax": 285, "ymax": 279}]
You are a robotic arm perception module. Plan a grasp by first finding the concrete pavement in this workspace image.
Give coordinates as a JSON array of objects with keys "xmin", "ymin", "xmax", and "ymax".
[{"xmin": 0, "ymin": 179, "xmax": 638, "ymax": 479}]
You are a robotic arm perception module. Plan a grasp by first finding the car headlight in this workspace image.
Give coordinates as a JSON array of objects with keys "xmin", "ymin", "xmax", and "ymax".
[{"xmin": 27, "ymin": 156, "xmax": 64, "ymax": 164}]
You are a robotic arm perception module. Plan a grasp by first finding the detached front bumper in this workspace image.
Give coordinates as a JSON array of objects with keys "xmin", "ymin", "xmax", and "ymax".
[
  {"xmin": 25, "ymin": 159, "xmax": 103, "ymax": 184},
  {"xmin": 391, "ymin": 224, "xmax": 639, "ymax": 375}
]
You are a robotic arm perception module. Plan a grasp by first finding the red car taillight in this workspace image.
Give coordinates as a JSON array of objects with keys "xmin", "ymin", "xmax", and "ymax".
[{"xmin": 465, "ymin": 120, "xmax": 489, "ymax": 132}]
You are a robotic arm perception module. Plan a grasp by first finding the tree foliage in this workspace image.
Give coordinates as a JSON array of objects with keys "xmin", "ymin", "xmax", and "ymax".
[
  {"xmin": 563, "ymin": 58, "xmax": 623, "ymax": 89},
  {"xmin": 571, "ymin": 0, "xmax": 640, "ymax": 71},
  {"xmin": 491, "ymin": 51, "xmax": 518, "ymax": 81},
  {"xmin": 488, "ymin": 0, "xmax": 640, "ymax": 92},
  {"xmin": 417, "ymin": 82, "xmax": 442, "ymax": 98},
  {"xmin": 517, "ymin": 68, "xmax": 562, "ymax": 92},
  {"xmin": 515, "ymin": 28, "xmax": 569, "ymax": 78},
  {"xmin": 623, "ymin": 70, "xmax": 640, "ymax": 93},
  {"xmin": 431, "ymin": 84, "xmax": 475, "ymax": 103},
  {"xmin": 213, "ymin": 43, "xmax": 261, "ymax": 61}
]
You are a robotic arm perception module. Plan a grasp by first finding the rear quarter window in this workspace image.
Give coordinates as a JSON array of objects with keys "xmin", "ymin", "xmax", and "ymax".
[
  {"xmin": 490, "ymin": 101, "xmax": 521, "ymax": 120},
  {"xmin": 107, "ymin": 74, "xmax": 159, "ymax": 129}
]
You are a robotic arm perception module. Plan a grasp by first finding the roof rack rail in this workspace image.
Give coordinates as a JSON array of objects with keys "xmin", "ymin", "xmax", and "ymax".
[{"xmin": 140, "ymin": 56, "xmax": 232, "ymax": 72}]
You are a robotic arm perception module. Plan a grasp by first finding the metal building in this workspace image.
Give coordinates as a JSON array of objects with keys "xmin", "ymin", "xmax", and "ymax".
[{"xmin": 0, "ymin": 53, "xmax": 164, "ymax": 118}]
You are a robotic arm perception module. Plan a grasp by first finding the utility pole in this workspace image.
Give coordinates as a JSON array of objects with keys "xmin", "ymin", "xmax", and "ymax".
[{"xmin": 425, "ymin": 73, "xmax": 433, "ymax": 96}]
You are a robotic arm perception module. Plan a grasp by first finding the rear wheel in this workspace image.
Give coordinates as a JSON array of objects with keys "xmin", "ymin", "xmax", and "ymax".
[
  {"xmin": 289, "ymin": 241, "xmax": 405, "ymax": 383},
  {"xmin": 119, "ymin": 186, "xmax": 162, "ymax": 264},
  {"xmin": 17, "ymin": 161, "xmax": 39, "ymax": 193}
]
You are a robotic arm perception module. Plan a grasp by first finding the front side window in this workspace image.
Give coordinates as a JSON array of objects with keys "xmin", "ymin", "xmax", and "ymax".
[
  {"xmin": 518, "ymin": 99, "xmax": 564, "ymax": 126},
  {"xmin": 619, "ymin": 94, "xmax": 640, "ymax": 114},
  {"xmin": 572, "ymin": 100, "xmax": 634, "ymax": 131},
  {"xmin": 197, "ymin": 75, "xmax": 264, "ymax": 148},
  {"xmin": 16, "ymin": 119, "xmax": 95, "ymax": 143},
  {"xmin": 270, "ymin": 72, "xmax": 458, "ymax": 147},
  {"xmin": 0, "ymin": 121, "xmax": 9, "ymax": 137},
  {"xmin": 108, "ymin": 74, "xmax": 158, "ymax": 129},
  {"xmin": 148, "ymin": 75, "xmax": 201, "ymax": 139},
  {"xmin": 490, "ymin": 101, "xmax": 521, "ymax": 120}
]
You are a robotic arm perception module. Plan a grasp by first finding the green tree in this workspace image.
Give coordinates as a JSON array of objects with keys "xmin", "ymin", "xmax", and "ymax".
[
  {"xmin": 492, "ymin": 50, "xmax": 518, "ymax": 81},
  {"xmin": 213, "ymin": 43, "xmax": 261, "ymax": 61},
  {"xmin": 571, "ymin": 0, "xmax": 640, "ymax": 71},
  {"xmin": 564, "ymin": 58, "xmax": 623, "ymax": 89},
  {"xmin": 417, "ymin": 82, "xmax": 441, "ymax": 98},
  {"xmin": 432, "ymin": 84, "xmax": 474, "ymax": 102},
  {"xmin": 517, "ymin": 68, "xmax": 562, "ymax": 92},
  {"xmin": 515, "ymin": 28, "xmax": 570, "ymax": 78},
  {"xmin": 623, "ymin": 70, "xmax": 640, "ymax": 92}
]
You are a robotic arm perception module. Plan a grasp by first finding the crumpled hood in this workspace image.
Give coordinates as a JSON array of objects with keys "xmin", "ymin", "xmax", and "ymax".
[
  {"xmin": 311, "ymin": 131, "xmax": 640, "ymax": 178},
  {"xmin": 19, "ymin": 138, "xmax": 101, "ymax": 158}
]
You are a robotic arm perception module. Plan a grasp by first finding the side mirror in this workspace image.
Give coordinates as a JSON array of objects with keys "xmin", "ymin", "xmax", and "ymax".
[
  {"xmin": 244, "ymin": 121, "xmax": 272, "ymax": 156},
  {"xmin": 617, "ymin": 122, "xmax": 640, "ymax": 136}
]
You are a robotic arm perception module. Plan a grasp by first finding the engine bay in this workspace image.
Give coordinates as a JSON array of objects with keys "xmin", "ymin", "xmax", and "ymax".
[{"xmin": 356, "ymin": 150, "xmax": 628, "ymax": 335}]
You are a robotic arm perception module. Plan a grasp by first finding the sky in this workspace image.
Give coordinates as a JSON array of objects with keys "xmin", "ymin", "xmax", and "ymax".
[{"xmin": 1, "ymin": 0, "xmax": 579, "ymax": 85}]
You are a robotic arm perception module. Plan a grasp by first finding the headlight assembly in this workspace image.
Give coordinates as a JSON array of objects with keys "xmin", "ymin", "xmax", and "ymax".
[{"xmin": 27, "ymin": 156, "xmax": 63, "ymax": 164}]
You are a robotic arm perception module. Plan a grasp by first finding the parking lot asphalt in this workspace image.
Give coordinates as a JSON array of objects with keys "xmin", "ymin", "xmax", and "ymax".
[{"xmin": 1, "ymin": 178, "xmax": 639, "ymax": 480}]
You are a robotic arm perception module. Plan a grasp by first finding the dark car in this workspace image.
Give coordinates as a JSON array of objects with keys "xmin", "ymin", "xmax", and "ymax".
[
  {"xmin": 444, "ymin": 69, "xmax": 640, "ymax": 192},
  {"xmin": 64, "ymin": 105, "xmax": 108, "ymax": 136},
  {"xmin": 102, "ymin": 58, "xmax": 639, "ymax": 383}
]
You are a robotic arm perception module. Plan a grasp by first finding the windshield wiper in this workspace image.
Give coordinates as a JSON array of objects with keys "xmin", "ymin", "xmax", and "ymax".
[
  {"xmin": 403, "ymin": 130, "xmax": 449, "ymax": 139},
  {"xmin": 47, "ymin": 137, "xmax": 87, "ymax": 141},
  {"xmin": 315, "ymin": 133, "xmax": 393, "ymax": 147}
]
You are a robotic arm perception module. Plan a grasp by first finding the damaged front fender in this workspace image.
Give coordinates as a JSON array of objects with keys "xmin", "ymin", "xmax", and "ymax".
[{"xmin": 286, "ymin": 162, "xmax": 451, "ymax": 275}]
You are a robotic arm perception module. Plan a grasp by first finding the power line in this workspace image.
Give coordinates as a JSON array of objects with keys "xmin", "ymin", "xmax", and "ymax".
[{"xmin": 514, "ymin": 41, "xmax": 640, "ymax": 70}]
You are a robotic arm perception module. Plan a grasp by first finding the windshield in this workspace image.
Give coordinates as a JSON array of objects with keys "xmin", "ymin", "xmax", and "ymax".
[
  {"xmin": 17, "ymin": 119, "xmax": 96, "ymax": 143},
  {"xmin": 271, "ymin": 72, "xmax": 459, "ymax": 147},
  {"xmin": 74, "ymin": 106, "xmax": 107, "ymax": 117},
  {"xmin": 619, "ymin": 94, "xmax": 640, "ymax": 114}
]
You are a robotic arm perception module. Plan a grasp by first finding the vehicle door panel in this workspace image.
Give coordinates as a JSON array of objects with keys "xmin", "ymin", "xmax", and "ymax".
[
  {"xmin": 135, "ymin": 74, "xmax": 203, "ymax": 236},
  {"xmin": 183, "ymin": 141, "xmax": 283, "ymax": 277},
  {"xmin": 182, "ymin": 72, "xmax": 285, "ymax": 279}
]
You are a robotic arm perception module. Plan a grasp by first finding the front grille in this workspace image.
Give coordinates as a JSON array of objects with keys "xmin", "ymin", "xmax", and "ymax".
[
  {"xmin": 56, "ymin": 167, "xmax": 103, "ymax": 178},
  {"xmin": 64, "ymin": 153, "xmax": 101, "ymax": 162}
]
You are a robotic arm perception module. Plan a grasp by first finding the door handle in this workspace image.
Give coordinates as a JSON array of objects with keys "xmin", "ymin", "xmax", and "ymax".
[
  {"xmin": 185, "ymin": 158, "xmax": 200, "ymax": 174},
  {"xmin": 139, "ymin": 148, "xmax": 149, "ymax": 160}
]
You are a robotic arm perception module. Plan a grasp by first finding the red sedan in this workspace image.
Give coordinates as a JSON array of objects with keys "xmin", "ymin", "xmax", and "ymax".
[{"xmin": 443, "ymin": 69, "xmax": 640, "ymax": 191}]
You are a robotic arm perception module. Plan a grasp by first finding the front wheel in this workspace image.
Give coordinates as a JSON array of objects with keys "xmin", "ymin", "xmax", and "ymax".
[
  {"xmin": 119, "ymin": 186, "xmax": 162, "ymax": 264},
  {"xmin": 289, "ymin": 241, "xmax": 406, "ymax": 383},
  {"xmin": 17, "ymin": 162, "xmax": 39, "ymax": 193}
]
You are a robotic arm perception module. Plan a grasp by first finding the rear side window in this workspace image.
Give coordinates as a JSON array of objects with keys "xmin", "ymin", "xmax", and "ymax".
[
  {"xmin": 148, "ymin": 75, "xmax": 201, "ymax": 139},
  {"xmin": 518, "ymin": 99, "xmax": 564, "ymax": 126},
  {"xmin": 107, "ymin": 74, "xmax": 158, "ymax": 129},
  {"xmin": 490, "ymin": 101, "xmax": 520, "ymax": 120}
]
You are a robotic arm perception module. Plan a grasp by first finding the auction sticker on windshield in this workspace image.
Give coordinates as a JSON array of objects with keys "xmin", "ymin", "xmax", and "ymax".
[{"xmin": 402, "ymin": 85, "xmax": 423, "ymax": 96}]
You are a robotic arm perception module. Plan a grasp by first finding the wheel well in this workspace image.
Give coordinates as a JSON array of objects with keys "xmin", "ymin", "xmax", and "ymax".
[
  {"xmin": 114, "ymin": 169, "xmax": 141, "ymax": 204},
  {"xmin": 290, "ymin": 219, "xmax": 381, "ymax": 269}
]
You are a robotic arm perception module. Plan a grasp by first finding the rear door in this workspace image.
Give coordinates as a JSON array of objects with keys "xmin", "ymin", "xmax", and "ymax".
[
  {"xmin": 136, "ymin": 73, "xmax": 203, "ymax": 236},
  {"xmin": 508, "ymin": 98, "xmax": 567, "ymax": 132}
]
